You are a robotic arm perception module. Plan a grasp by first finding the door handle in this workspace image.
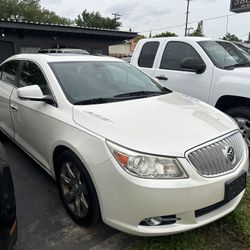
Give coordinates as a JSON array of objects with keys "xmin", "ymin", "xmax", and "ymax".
[
  {"xmin": 155, "ymin": 75, "xmax": 168, "ymax": 81},
  {"xmin": 10, "ymin": 104, "xmax": 18, "ymax": 111}
]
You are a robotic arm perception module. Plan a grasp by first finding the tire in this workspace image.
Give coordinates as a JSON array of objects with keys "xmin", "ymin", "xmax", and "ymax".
[
  {"xmin": 56, "ymin": 150, "xmax": 101, "ymax": 226},
  {"xmin": 226, "ymin": 106, "xmax": 250, "ymax": 147}
]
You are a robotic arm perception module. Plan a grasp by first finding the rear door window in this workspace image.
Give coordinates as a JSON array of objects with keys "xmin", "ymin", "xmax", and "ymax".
[
  {"xmin": 1, "ymin": 60, "xmax": 19, "ymax": 86},
  {"xmin": 138, "ymin": 42, "xmax": 159, "ymax": 68}
]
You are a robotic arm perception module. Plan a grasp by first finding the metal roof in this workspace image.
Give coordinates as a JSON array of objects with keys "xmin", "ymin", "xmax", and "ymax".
[{"xmin": 0, "ymin": 20, "xmax": 138, "ymax": 39}]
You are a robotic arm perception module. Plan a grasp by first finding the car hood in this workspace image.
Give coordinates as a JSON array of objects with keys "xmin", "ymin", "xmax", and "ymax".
[
  {"xmin": 73, "ymin": 93, "xmax": 238, "ymax": 157},
  {"xmin": 231, "ymin": 67, "xmax": 250, "ymax": 75}
]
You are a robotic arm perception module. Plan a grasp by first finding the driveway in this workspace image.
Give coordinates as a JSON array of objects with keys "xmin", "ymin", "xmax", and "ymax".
[{"xmin": 1, "ymin": 136, "xmax": 139, "ymax": 250}]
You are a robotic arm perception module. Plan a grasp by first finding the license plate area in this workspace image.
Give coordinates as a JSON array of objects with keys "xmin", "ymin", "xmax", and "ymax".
[{"xmin": 224, "ymin": 171, "xmax": 247, "ymax": 202}]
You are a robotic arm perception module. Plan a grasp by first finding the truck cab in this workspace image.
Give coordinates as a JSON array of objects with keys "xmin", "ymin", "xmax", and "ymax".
[{"xmin": 131, "ymin": 37, "xmax": 250, "ymax": 146}]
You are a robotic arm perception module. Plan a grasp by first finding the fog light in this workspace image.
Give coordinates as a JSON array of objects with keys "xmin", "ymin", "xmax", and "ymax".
[
  {"xmin": 140, "ymin": 215, "xmax": 178, "ymax": 226},
  {"xmin": 145, "ymin": 217, "xmax": 162, "ymax": 226}
]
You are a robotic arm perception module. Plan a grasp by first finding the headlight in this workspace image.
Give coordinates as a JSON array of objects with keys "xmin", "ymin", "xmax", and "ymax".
[{"xmin": 107, "ymin": 141, "xmax": 188, "ymax": 179}]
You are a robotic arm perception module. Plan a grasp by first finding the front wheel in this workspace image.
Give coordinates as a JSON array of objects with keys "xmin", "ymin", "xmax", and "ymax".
[
  {"xmin": 56, "ymin": 150, "xmax": 101, "ymax": 226},
  {"xmin": 226, "ymin": 106, "xmax": 250, "ymax": 147}
]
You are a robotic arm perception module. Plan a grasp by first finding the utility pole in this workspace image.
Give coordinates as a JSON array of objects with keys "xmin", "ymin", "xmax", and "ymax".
[
  {"xmin": 185, "ymin": 0, "xmax": 191, "ymax": 36},
  {"xmin": 112, "ymin": 13, "xmax": 122, "ymax": 20}
]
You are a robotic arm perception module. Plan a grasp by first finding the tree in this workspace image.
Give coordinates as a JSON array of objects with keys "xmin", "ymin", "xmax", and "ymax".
[
  {"xmin": 189, "ymin": 21, "xmax": 204, "ymax": 37},
  {"xmin": 133, "ymin": 35, "xmax": 146, "ymax": 43},
  {"xmin": 75, "ymin": 10, "xmax": 121, "ymax": 30},
  {"xmin": 153, "ymin": 31, "xmax": 177, "ymax": 38},
  {"xmin": 0, "ymin": 0, "xmax": 72, "ymax": 25},
  {"xmin": 223, "ymin": 33, "xmax": 242, "ymax": 42}
]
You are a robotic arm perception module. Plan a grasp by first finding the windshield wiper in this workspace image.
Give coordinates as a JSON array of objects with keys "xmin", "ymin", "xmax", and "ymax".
[
  {"xmin": 74, "ymin": 97, "xmax": 119, "ymax": 105},
  {"xmin": 114, "ymin": 90, "xmax": 167, "ymax": 98},
  {"xmin": 74, "ymin": 89, "xmax": 171, "ymax": 105},
  {"xmin": 224, "ymin": 62, "xmax": 250, "ymax": 69}
]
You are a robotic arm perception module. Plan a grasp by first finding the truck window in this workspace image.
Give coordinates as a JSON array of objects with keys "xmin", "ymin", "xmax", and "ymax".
[
  {"xmin": 138, "ymin": 42, "xmax": 159, "ymax": 68},
  {"xmin": 160, "ymin": 41, "xmax": 202, "ymax": 71}
]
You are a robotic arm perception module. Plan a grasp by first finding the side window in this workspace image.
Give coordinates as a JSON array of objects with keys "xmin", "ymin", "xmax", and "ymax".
[
  {"xmin": 138, "ymin": 42, "xmax": 159, "ymax": 68},
  {"xmin": 160, "ymin": 41, "xmax": 203, "ymax": 71},
  {"xmin": 1, "ymin": 60, "xmax": 19, "ymax": 86},
  {"xmin": 19, "ymin": 61, "xmax": 50, "ymax": 95}
]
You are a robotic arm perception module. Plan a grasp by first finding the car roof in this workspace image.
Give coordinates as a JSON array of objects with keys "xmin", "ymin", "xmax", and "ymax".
[{"xmin": 5, "ymin": 54, "xmax": 123, "ymax": 63}]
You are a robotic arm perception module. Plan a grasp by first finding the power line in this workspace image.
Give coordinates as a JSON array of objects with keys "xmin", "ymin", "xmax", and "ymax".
[
  {"xmin": 139, "ymin": 23, "xmax": 185, "ymax": 33},
  {"xmin": 188, "ymin": 13, "xmax": 236, "ymax": 25},
  {"xmin": 112, "ymin": 13, "xmax": 122, "ymax": 20},
  {"xmin": 139, "ymin": 13, "xmax": 237, "ymax": 33}
]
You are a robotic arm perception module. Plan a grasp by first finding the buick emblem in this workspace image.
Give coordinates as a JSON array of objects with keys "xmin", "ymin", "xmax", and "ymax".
[{"xmin": 223, "ymin": 146, "xmax": 235, "ymax": 164}]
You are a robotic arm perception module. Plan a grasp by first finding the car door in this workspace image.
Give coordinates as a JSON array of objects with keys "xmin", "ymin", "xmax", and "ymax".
[
  {"xmin": 10, "ymin": 60, "xmax": 56, "ymax": 170},
  {"xmin": 153, "ymin": 41, "xmax": 213, "ymax": 102},
  {"xmin": 0, "ymin": 60, "xmax": 20, "ymax": 138}
]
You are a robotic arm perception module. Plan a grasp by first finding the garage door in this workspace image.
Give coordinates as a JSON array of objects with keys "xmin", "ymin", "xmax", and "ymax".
[{"xmin": 0, "ymin": 41, "xmax": 14, "ymax": 63}]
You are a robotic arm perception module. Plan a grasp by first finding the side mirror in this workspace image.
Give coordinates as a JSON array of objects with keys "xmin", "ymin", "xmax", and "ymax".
[
  {"xmin": 180, "ymin": 58, "xmax": 206, "ymax": 74},
  {"xmin": 17, "ymin": 85, "xmax": 56, "ymax": 105}
]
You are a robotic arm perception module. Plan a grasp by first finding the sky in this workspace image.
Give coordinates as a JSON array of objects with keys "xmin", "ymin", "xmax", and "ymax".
[{"xmin": 40, "ymin": 0, "xmax": 250, "ymax": 41}]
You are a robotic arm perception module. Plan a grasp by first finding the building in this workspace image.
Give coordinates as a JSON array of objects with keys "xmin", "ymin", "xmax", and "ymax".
[
  {"xmin": 0, "ymin": 20, "xmax": 137, "ymax": 63},
  {"xmin": 109, "ymin": 39, "xmax": 138, "ymax": 58}
]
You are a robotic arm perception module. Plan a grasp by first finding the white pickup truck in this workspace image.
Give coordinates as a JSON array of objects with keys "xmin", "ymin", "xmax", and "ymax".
[{"xmin": 131, "ymin": 37, "xmax": 250, "ymax": 146}]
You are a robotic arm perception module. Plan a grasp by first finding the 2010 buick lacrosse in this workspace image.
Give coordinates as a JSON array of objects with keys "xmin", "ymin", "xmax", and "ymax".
[{"xmin": 0, "ymin": 54, "xmax": 248, "ymax": 236}]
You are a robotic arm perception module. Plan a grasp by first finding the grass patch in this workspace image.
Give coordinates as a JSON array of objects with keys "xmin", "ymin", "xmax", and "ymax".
[{"xmin": 131, "ymin": 180, "xmax": 250, "ymax": 250}]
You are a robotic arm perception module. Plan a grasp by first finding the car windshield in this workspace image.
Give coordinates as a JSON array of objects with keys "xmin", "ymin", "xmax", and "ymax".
[
  {"xmin": 50, "ymin": 61, "xmax": 169, "ymax": 104},
  {"xmin": 198, "ymin": 40, "xmax": 250, "ymax": 69}
]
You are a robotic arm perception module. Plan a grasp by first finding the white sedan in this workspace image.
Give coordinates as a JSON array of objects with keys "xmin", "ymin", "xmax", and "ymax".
[{"xmin": 0, "ymin": 54, "xmax": 248, "ymax": 236}]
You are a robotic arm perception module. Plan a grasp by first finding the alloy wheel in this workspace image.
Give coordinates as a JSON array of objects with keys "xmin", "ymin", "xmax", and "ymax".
[
  {"xmin": 235, "ymin": 117, "xmax": 250, "ymax": 147},
  {"xmin": 60, "ymin": 162, "xmax": 89, "ymax": 218}
]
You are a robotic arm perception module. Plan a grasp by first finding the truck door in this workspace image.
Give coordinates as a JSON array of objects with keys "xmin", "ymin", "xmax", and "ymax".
[{"xmin": 153, "ymin": 41, "xmax": 213, "ymax": 102}]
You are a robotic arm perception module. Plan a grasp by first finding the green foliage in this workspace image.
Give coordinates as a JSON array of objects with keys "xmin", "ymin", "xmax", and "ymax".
[
  {"xmin": 0, "ymin": 1, "xmax": 123, "ymax": 29},
  {"xmin": 223, "ymin": 33, "xmax": 242, "ymax": 42},
  {"xmin": 75, "ymin": 9, "xmax": 121, "ymax": 30},
  {"xmin": 0, "ymin": 0, "xmax": 72, "ymax": 25},
  {"xmin": 153, "ymin": 31, "xmax": 177, "ymax": 38},
  {"xmin": 134, "ymin": 35, "xmax": 146, "ymax": 43},
  {"xmin": 189, "ymin": 21, "xmax": 204, "ymax": 37}
]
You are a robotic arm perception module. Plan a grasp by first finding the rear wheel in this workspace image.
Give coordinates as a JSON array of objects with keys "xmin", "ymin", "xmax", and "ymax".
[
  {"xmin": 226, "ymin": 106, "xmax": 250, "ymax": 147},
  {"xmin": 56, "ymin": 150, "xmax": 101, "ymax": 226}
]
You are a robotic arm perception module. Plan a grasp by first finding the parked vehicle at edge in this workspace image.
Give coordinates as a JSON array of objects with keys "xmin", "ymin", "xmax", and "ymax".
[
  {"xmin": 0, "ymin": 54, "xmax": 248, "ymax": 236},
  {"xmin": 38, "ymin": 48, "xmax": 90, "ymax": 55},
  {"xmin": 131, "ymin": 37, "xmax": 250, "ymax": 147},
  {"xmin": 0, "ymin": 142, "xmax": 17, "ymax": 250}
]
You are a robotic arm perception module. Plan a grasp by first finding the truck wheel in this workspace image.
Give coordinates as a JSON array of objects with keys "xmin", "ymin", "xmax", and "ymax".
[
  {"xmin": 56, "ymin": 150, "xmax": 101, "ymax": 226},
  {"xmin": 226, "ymin": 107, "xmax": 250, "ymax": 147}
]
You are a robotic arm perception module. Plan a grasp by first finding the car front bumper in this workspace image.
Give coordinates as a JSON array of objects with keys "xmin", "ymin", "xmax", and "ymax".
[{"xmin": 90, "ymin": 143, "xmax": 249, "ymax": 236}]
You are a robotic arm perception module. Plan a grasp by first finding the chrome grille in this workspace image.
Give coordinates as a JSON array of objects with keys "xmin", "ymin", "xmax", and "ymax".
[{"xmin": 188, "ymin": 132, "xmax": 244, "ymax": 177}]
